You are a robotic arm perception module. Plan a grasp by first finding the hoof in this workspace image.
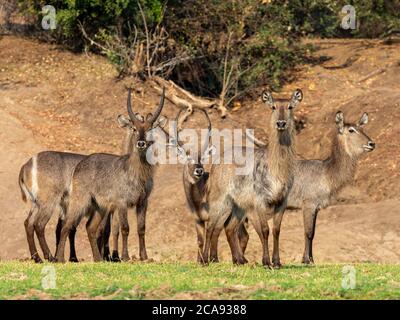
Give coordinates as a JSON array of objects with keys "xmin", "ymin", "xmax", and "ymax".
[
  {"xmin": 121, "ymin": 254, "xmax": 130, "ymax": 262},
  {"xmin": 47, "ymin": 256, "xmax": 57, "ymax": 263},
  {"xmin": 233, "ymin": 256, "xmax": 248, "ymax": 265},
  {"xmin": 210, "ymin": 257, "xmax": 219, "ymax": 263},
  {"xmin": 262, "ymin": 258, "xmax": 273, "ymax": 269},
  {"xmin": 199, "ymin": 258, "xmax": 209, "ymax": 266},
  {"xmin": 111, "ymin": 251, "xmax": 121, "ymax": 262},
  {"xmin": 69, "ymin": 257, "xmax": 79, "ymax": 263},
  {"xmin": 139, "ymin": 254, "xmax": 149, "ymax": 261},
  {"xmin": 273, "ymin": 262, "xmax": 282, "ymax": 269},
  {"xmin": 302, "ymin": 257, "xmax": 314, "ymax": 265},
  {"xmin": 32, "ymin": 253, "xmax": 43, "ymax": 264}
]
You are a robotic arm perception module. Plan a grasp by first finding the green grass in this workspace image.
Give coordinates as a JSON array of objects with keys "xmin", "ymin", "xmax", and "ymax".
[{"xmin": 0, "ymin": 262, "xmax": 399, "ymax": 300}]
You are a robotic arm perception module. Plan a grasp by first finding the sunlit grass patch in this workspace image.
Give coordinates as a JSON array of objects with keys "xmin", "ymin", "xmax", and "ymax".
[{"xmin": 0, "ymin": 262, "xmax": 399, "ymax": 300}]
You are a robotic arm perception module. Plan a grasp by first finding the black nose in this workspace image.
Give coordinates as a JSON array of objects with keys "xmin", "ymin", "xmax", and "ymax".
[
  {"xmin": 368, "ymin": 141, "xmax": 375, "ymax": 149},
  {"xmin": 136, "ymin": 140, "xmax": 146, "ymax": 149},
  {"xmin": 276, "ymin": 120, "xmax": 287, "ymax": 130},
  {"xmin": 194, "ymin": 168, "xmax": 204, "ymax": 176}
]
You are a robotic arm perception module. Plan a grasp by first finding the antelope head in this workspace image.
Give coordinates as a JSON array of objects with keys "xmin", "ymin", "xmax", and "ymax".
[
  {"xmin": 262, "ymin": 89, "xmax": 303, "ymax": 144},
  {"xmin": 335, "ymin": 111, "xmax": 375, "ymax": 158},
  {"xmin": 117, "ymin": 87, "xmax": 166, "ymax": 154},
  {"xmin": 175, "ymin": 107, "xmax": 215, "ymax": 183}
]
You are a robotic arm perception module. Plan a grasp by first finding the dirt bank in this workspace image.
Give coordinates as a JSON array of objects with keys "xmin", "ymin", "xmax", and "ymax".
[{"xmin": 0, "ymin": 35, "xmax": 399, "ymax": 263}]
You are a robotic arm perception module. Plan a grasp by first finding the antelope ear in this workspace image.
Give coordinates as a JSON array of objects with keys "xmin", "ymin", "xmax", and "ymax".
[
  {"xmin": 359, "ymin": 112, "xmax": 368, "ymax": 127},
  {"xmin": 206, "ymin": 145, "xmax": 217, "ymax": 156},
  {"xmin": 201, "ymin": 145, "xmax": 217, "ymax": 163},
  {"xmin": 261, "ymin": 90, "xmax": 274, "ymax": 109},
  {"xmin": 288, "ymin": 89, "xmax": 303, "ymax": 109},
  {"xmin": 117, "ymin": 115, "xmax": 133, "ymax": 128},
  {"xmin": 335, "ymin": 111, "xmax": 345, "ymax": 134},
  {"xmin": 153, "ymin": 115, "xmax": 168, "ymax": 129},
  {"xmin": 146, "ymin": 113, "xmax": 153, "ymax": 122},
  {"xmin": 176, "ymin": 145, "xmax": 189, "ymax": 162}
]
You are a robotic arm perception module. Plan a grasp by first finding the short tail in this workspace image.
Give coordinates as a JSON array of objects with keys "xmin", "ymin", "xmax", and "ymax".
[
  {"xmin": 18, "ymin": 165, "xmax": 27, "ymax": 203},
  {"xmin": 59, "ymin": 189, "xmax": 70, "ymax": 220}
]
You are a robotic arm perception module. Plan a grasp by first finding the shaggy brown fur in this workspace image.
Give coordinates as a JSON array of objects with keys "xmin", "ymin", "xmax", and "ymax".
[
  {"xmin": 54, "ymin": 89, "xmax": 166, "ymax": 262},
  {"xmin": 19, "ymin": 151, "xmax": 86, "ymax": 262},
  {"xmin": 246, "ymin": 111, "xmax": 375, "ymax": 266},
  {"xmin": 202, "ymin": 89, "xmax": 303, "ymax": 267}
]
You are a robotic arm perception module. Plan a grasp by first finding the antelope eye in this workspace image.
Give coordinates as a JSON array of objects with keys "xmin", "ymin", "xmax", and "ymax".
[{"xmin": 272, "ymin": 106, "xmax": 276, "ymax": 110}]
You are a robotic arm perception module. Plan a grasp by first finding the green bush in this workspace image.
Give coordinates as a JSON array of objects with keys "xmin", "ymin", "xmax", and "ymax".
[
  {"xmin": 19, "ymin": 0, "xmax": 163, "ymax": 47},
  {"xmin": 285, "ymin": 0, "xmax": 400, "ymax": 38},
  {"xmin": 165, "ymin": 0, "xmax": 308, "ymax": 99},
  {"xmin": 17, "ymin": 0, "xmax": 400, "ymax": 104}
]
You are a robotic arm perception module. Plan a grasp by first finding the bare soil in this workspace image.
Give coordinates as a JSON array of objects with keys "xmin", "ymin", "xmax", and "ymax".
[{"xmin": 0, "ymin": 35, "xmax": 399, "ymax": 263}]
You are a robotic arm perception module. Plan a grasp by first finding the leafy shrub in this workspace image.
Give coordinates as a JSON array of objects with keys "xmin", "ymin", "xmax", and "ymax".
[
  {"xmin": 17, "ymin": 0, "xmax": 400, "ymax": 104},
  {"xmin": 19, "ymin": 0, "xmax": 163, "ymax": 47},
  {"xmin": 285, "ymin": 0, "xmax": 400, "ymax": 38},
  {"xmin": 165, "ymin": 0, "xmax": 308, "ymax": 101}
]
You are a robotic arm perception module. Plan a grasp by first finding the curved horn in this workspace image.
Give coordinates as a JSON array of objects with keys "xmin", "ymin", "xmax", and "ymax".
[
  {"xmin": 127, "ymin": 88, "xmax": 140, "ymax": 123},
  {"xmin": 174, "ymin": 107, "xmax": 188, "ymax": 148},
  {"xmin": 172, "ymin": 107, "xmax": 193, "ymax": 160},
  {"xmin": 193, "ymin": 107, "xmax": 212, "ymax": 156},
  {"xmin": 148, "ymin": 87, "xmax": 166, "ymax": 124}
]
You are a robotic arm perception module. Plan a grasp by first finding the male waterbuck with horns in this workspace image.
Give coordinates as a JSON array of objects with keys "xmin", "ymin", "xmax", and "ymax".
[
  {"xmin": 55, "ymin": 88, "xmax": 166, "ymax": 262},
  {"xmin": 247, "ymin": 110, "xmax": 375, "ymax": 266},
  {"xmin": 202, "ymin": 89, "xmax": 304, "ymax": 267},
  {"xmin": 19, "ymin": 101, "xmax": 140, "ymax": 263},
  {"xmin": 172, "ymin": 107, "xmax": 248, "ymax": 263},
  {"xmin": 55, "ymin": 116, "xmax": 139, "ymax": 263}
]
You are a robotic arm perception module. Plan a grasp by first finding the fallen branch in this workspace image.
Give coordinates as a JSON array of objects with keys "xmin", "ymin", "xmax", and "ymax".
[
  {"xmin": 151, "ymin": 78, "xmax": 195, "ymax": 124},
  {"xmin": 150, "ymin": 76, "xmax": 228, "ymax": 119},
  {"xmin": 358, "ymin": 68, "xmax": 386, "ymax": 83},
  {"xmin": 322, "ymin": 54, "xmax": 360, "ymax": 70},
  {"xmin": 381, "ymin": 29, "xmax": 400, "ymax": 45}
]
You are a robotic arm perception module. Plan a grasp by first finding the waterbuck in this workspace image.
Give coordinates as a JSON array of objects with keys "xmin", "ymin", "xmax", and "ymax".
[
  {"xmin": 19, "ymin": 109, "xmax": 138, "ymax": 263},
  {"xmin": 54, "ymin": 111, "xmax": 166, "ymax": 263},
  {"xmin": 19, "ymin": 152, "xmax": 86, "ymax": 263},
  {"xmin": 170, "ymin": 107, "xmax": 248, "ymax": 263},
  {"xmin": 93, "ymin": 110, "xmax": 160, "ymax": 263},
  {"xmin": 202, "ymin": 89, "xmax": 303, "ymax": 266},
  {"xmin": 247, "ymin": 111, "xmax": 375, "ymax": 265},
  {"xmin": 55, "ymin": 88, "xmax": 166, "ymax": 262},
  {"xmin": 53, "ymin": 114, "xmax": 141, "ymax": 262}
]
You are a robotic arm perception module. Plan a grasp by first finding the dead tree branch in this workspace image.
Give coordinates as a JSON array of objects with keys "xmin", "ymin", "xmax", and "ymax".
[{"xmin": 150, "ymin": 76, "xmax": 227, "ymax": 119}]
